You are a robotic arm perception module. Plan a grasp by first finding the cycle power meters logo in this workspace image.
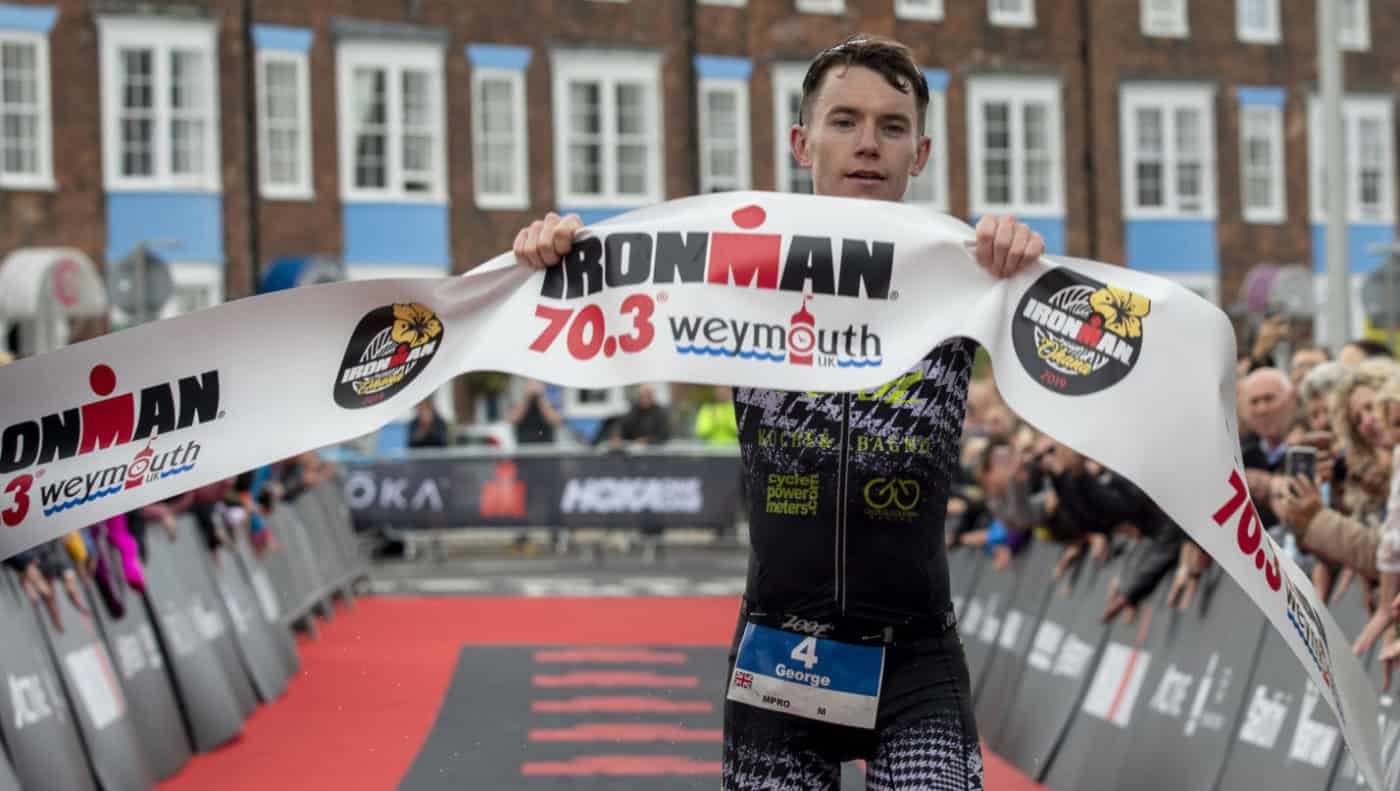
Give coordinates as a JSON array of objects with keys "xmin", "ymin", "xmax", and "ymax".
[
  {"xmin": 335, "ymin": 303, "xmax": 444, "ymax": 410},
  {"xmin": 1012, "ymin": 268, "xmax": 1150, "ymax": 396}
]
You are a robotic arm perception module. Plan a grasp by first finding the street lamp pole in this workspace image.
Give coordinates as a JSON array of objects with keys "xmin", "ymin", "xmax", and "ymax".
[{"xmin": 1319, "ymin": 0, "xmax": 1350, "ymax": 353}]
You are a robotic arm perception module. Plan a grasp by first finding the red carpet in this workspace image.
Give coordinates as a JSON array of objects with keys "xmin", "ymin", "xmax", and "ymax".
[{"xmin": 156, "ymin": 596, "xmax": 1046, "ymax": 790}]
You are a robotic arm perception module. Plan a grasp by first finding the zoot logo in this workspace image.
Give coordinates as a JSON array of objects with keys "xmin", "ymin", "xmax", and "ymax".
[
  {"xmin": 334, "ymin": 303, "xmax": 444, "ymax": 409},
  {"xmin": 0, "ymin": 364, "xmax": 220, "ymax": 528},
  {"xmin": 780, "ymin": 615, "xmax": 835, "ymax": 638},
  {"xmin": 1013, "ymin": 268, "xmax": 1151, "ymax": 395}
]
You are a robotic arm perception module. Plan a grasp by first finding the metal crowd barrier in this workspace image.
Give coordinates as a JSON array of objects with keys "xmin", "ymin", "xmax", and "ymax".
[
  {"xmin": 0, "ymin": 478, "xmax": 367, "ymax": 790},
  {"xmin": 950, "ymin": 539, "xmax": 1399, "ymax": 790}
]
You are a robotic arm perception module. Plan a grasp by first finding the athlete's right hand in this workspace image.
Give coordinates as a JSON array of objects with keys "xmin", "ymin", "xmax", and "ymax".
[{"xmin": 514, "ymin": 212, "xmax": 582, "ymax": 270}]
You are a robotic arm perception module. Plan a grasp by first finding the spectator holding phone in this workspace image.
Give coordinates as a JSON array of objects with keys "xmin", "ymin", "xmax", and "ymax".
[{"xmin": 1277, "ymin": 363, "xmax": 1400, "ymax": 586}]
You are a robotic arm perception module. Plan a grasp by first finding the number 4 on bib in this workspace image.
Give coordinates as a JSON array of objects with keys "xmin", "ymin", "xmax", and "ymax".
[{"xmin": 791, "ymin": 637, "xmax": 819, "ymax": 670}]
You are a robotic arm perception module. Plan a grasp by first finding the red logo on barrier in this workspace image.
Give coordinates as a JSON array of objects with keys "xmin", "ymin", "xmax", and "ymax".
[{"xmin": 480, "ymin": 461, "xmax": 527, "ymax": 518}]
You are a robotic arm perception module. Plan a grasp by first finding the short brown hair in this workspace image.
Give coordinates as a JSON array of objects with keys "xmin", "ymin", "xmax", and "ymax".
[{"xmin": 799, "ymin": 35, "xmax": 929, "ymax": 130}]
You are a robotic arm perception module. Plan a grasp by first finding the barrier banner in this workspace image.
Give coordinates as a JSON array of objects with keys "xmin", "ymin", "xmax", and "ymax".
[
  {"xmin": 1101, "ymin": 567, "xmax": 1266, "ymax": 789},
  {"xmin": 974, "ymin": 540, "xmax": 1060, "ymax": 747},
  {"xmin": 139, "ymin": 525, "xmax": 245, "ymax": 752},
  {"xmin": 0, "ymin": 573, "xmax": 98, "ymax": 791},
  {"xmin": 999, "ymin": 550, "xmax": 1114, "ymax": 778},
  {"xmin": 232, "ymin": 531, "xmax": 301, "ymax": 676},
  {"xmin": 268, "ymin": 506, "xmax": 332, "ymax": 621},
  {"xmin": 0, "ymin": 191, "xmax": 1383, "ymax": 785},
  {"xmin": 309, "ymin": 476, "xmax": 365, "ymax": 581},
  {"xmin": 1332, "ymin": 588, "xmax": 1400, "ymax": 791},
  {"xmin": 341, "ymin": 453, "xmax": 742, "ymax": 530},
  {"xmin": 34, "ymin": 576, "xmax": 156, "ymax": 791},
  {"xmin": 291, "ymin": 496, "xmax": 347, "ymax": 595},
  {"xmin": 1213, "ymin": 580, "xmax": 1367, "ymax": 790},
  {"xmin": 960, "ymin": 547, "xmax": 1023, "ymax": 699},
  {"xmin": 1043, "ymin": 581, "xmax": 1169, "ymax": 788},
  {"xmin": 0, "ymin": 749, "xmax": 18, "ymax": 791},
  {"xmin": 86, "ymin": 541, "xmax": 192, "ymax": 781},
  {"xmin": 947, "ymin": 544, "xmax": 983, "ymax": 621},
  {"xmin": 209, "ymin": 545, "xmax": 290, "ymax": 704},
  {"xmin": 167, "ymin": 517, "xmax": 259, "ymax": 719}
]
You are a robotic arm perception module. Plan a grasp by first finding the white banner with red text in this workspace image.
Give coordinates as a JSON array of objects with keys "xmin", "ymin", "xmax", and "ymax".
[{"xmin": 0, "ymin": 191, "xmax": 1383, "ymax": 786}]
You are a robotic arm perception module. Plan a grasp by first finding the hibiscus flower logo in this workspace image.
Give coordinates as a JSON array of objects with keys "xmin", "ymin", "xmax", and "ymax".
[
  {"xmin": 391, "ymin": 303, "xmax": 443, "ymax": 348},
  {"xmin": 335, "ymin": 302, "xmax": 447, "ymax": 410},
  {"xmin": 1013, "ymin": 268, "xmax": 1147, "ymax": 397},
  {"xmin": 1089, "ymin": 286, "xmax": 1151, "ymax": 339}
]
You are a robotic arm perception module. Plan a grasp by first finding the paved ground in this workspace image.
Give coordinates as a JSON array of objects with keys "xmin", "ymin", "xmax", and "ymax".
[{"xmin": 367, "ymin": 545, "xmax": 751, "ymax": 598}]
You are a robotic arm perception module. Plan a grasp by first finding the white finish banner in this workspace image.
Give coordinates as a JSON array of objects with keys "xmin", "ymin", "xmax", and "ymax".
[{"xmin": 0, "ymin": 192, "xmax": 1383, "ymax": 786}]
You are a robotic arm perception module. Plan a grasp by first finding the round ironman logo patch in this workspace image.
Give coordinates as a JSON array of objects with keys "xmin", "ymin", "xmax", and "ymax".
[
  {"xmin": 1012, "ymin": 268, "xmax": 1151, "ymax": 396},
  {"xmin": 334, "ymin": 303, "xmax": 444, "ymax": 409}
]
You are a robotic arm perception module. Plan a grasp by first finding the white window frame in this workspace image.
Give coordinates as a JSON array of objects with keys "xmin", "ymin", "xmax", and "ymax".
[
  {"xmin": 471, "ymin": 66, "xmax": 529, "ymax": 209},
  {"xmin": 1340, "ymin": 0, "xmax": 1370, "ymax": 52},
  {"xmin": 698, "ymin": 0, "xmax": 746, "ymax": 5},
  {"xmin": 698, "ymin": 77, "xmax": 750, "ymax": 194},
  {"xmin": 904, "ymin": 88, "xmax": 948, "ymax": 211},
  {"xmin": 255, "ymin": 49, "xmax": 312, "ymax": 200},
  {"xmin": 1236, "ymin": 0, "xmax": 1280, "ymax": 44},
  {"xmin": 1308, "ymin": 95, "xmax": 1395, "ymax": 224},
  {"xmin": 551, "ymin": 49, "xmax": 664, "ymax": 209},
  {"xmin": 1141, "ymin": 0, "xmax": 1188, "ymax": 38},
  {"xmin": 563, "ymin": 387, "xmax": 629, "ymax": 420},
  {"xmin": 98, "ymin": 17, "xmax": 221, "ymax": 192},
  {"xmin": 1239, "ymin": 104, "xmax": 1285, "ymax": 224},
  {"xmin": 988, "ymin": 0, "xmax": 1035, "ymax": 28},
  {"xmin": 1119, "ymin": 82, "xmax": 1218, "ymax": 220},
  {"xmin": 336, "ymin": 41, "xmax": 447, "ymax": 203},
  {"xmin": 895, "ymin": 0, "xmax": 944, "ymax": 21},
  {"xmin": 966, "ymin": 76, "xmax": 1065, "ymax": 217},
  {"xmin": 795, "ymin": 0, "xmax": 844, "ymax": 13},
  {"xmin": 772, "ymin": 62, "xmax": 811, "ymax": 194},
  {"xmin": 0, "ymin": 30, "xmax": 53, "ymax": 190}
]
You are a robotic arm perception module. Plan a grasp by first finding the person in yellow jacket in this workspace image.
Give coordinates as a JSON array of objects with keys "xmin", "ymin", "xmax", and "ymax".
[{"xmin": 694, "ymin": 385, "xmax": 738, "ymax": 446}]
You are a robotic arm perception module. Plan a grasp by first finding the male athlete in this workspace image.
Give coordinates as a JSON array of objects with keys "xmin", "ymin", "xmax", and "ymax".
[{"xmin": 515, "ymin": 35, "xmax": 1044, "ymax": 791}]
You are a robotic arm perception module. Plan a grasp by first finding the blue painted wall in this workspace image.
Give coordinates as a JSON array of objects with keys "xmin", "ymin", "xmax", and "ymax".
[
  {"xmin": 1310, "ymin": 224, "xmax": 1394, "ymax": 274},
  {"xmin": 343, "ymin": 204, "xmax": 451, "ymax": 268},
  {"xmin": 106, "ymin": 193, "xmax": 225, "ymax": 263},
  {"xmin": 1124, "ymin": 219, "xmax": 1219, "ymax": 272},
  {"xmin": 0, "ymin": 3, "xmax": 56, "ymax": 33},
  {"xmin": 969, "ymin": 215, "xmax": 1066, "ymax": 256},
  {"xmin": 251, "ymin": 24, "xmax": 312, "ymax": 52}
]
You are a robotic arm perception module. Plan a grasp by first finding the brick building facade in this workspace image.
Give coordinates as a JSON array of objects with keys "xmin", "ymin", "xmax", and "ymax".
[{"xmin": 0, "ymin": 0, "xmax": 1396, "ymax": 390}]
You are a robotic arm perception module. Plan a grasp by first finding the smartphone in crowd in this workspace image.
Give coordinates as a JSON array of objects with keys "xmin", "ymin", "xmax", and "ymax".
[
  {"xmin": 1301, "ymin": 431, "xmax": 1333, "ymax": 452},
  {"xmin": 1286, "ymin": 446, "xmax": 1318, "ymax": 482}
]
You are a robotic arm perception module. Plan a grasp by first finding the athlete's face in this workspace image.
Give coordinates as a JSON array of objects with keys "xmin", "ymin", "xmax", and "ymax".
[{"xmin": 791, "ymin": 65, "xmax": 930, "ymax": 203}]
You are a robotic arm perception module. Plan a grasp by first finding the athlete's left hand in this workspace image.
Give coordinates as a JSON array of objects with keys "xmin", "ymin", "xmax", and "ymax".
[{"xmin": 974, "ymin": 215, "xmax": 1045, "ymax": 279}]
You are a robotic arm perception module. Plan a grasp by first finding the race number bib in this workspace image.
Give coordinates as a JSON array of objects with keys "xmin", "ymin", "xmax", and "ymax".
[{"xmin": 726, "ymin": 623, "xmax": 885, "ymax": 729}]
